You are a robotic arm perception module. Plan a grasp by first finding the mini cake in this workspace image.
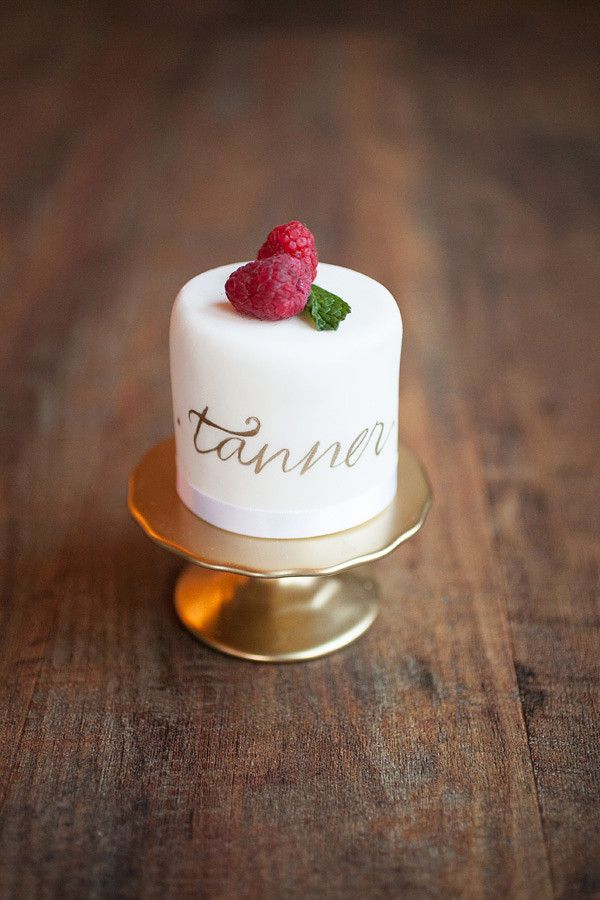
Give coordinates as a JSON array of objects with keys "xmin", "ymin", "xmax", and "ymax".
[{"xmin": 170, "ymin": 223, "xmax": 402, "ymax": 539}]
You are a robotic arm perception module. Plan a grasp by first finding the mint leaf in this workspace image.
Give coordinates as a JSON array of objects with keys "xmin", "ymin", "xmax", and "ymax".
[{"xmin": 305, "ymin": 284, "xmax": 351, "ymax": 331}]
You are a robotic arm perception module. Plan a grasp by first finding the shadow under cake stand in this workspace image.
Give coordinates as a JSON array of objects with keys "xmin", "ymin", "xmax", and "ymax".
[{"xmin": 128, "ymin": 438, "xmax": 432, "ymax": 663}]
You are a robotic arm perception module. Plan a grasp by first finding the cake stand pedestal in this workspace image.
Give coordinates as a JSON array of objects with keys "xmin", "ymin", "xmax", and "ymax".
[{"xmin": 128, "ymin": 439, "xmax": 432, "ymax": 663}]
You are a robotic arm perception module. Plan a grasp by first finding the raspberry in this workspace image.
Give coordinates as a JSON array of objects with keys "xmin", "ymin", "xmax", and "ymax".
[
  {"xmin": 225, "ymin": 255, "xmax": 312, "ymax": 321},
  {"xmin": 257, "ymin": 220, "xmax": 318, "ymax": 281}
]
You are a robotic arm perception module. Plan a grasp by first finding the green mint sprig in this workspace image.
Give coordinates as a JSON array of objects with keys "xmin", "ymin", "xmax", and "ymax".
[{"xmin": 305, "ymin": 284, "xmax": 351, "ymax": 331}]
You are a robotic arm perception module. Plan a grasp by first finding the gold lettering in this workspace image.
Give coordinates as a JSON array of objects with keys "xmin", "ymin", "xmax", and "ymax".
[
  {"xmin": 188, "ymin": 407, "xmax": 260, "ymax": 454},
  {"xmin": 243, "ymin": 444, "xmax": 292, "ymax": 474},
  {"xmin": 297, "ymin": 441, "xmax": 343, "ymax": 475},
  {"xmin": 216, "ymin": 438, "xmax": 245, "ymax": 462},
  {"xmin": 371, "ymin": 420, "xmax": 395, "ymax": 455},
  {"xmin": 187, "ymin": 404, "xmax": 395, "ymax": 477},
  {"xmin": 345, "ymin": 428, "xmax": 369, "ymax": 467}
]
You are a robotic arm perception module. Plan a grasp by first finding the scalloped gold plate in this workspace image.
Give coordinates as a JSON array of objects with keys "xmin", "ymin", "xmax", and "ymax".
[{"xmin": 128, "ymin": 438, "xmax": 432, "ymax": 578}]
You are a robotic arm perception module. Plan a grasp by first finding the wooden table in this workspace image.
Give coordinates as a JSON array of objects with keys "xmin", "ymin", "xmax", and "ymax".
[{"xmin": 1, "ymin": 2, "xmax": 598, "ymax": 897}]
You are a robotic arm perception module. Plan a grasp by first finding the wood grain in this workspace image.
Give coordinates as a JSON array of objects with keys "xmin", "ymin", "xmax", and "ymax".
[{"xmin": 1, "ymin": 2, "xmax": 598, "ymax": 897}]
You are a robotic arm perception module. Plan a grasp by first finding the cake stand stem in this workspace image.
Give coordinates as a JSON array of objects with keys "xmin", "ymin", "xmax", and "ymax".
[{"xmin": 173, "ymin": 564, "xmax": 379, "ymax": 663}]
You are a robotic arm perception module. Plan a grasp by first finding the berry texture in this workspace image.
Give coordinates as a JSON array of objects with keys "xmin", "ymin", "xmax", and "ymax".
[
  {"xmin": 225, "ymin": 255, "xmax": 312, "ymax": 321},
  {"xmin": 257, "ymin": 220, "xmax": 318, "ymax": 281}
]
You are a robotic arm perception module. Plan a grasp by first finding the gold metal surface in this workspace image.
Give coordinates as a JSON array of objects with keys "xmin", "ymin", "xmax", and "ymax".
[
  {"xmin": 128, "ymin": 437, "xmax": 432, "ymax": 662},
  {"xmin": 174, "ymin": 567, "xmax": 379, "ymax": 662},
  {"xmin": 128, "ymin": 438, "xmax": 432, "ymax": 577}
]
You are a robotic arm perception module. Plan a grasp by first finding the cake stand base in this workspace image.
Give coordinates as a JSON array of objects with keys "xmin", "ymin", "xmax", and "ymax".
[{"xmin": 174, "ymin": 565, "xmax": 379, "ymax": 662}]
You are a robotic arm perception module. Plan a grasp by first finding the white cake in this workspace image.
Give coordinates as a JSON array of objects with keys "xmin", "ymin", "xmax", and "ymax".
[{"xmin": 170, "ymin": 262, "xmax": 402, "ymax": 538}]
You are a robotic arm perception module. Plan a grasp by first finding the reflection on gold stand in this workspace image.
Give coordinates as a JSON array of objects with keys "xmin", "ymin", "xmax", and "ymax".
[{"xmin": 128, "ymin": 438, "xmax": 431, "ymax": 663}]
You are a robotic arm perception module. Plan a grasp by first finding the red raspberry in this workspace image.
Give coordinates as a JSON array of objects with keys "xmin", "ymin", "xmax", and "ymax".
[
  {"xmin": 257, "ymin": 220, "xmax": 318, "ymax": 281},
  {"xmin": 225, "ymin": 255, "xmax": 311, "ymax": 321}
]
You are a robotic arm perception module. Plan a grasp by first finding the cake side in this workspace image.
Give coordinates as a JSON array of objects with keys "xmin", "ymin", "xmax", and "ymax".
[{"xmin": 170, "ymin": 262, "xmax": 402, "ymax": 538}]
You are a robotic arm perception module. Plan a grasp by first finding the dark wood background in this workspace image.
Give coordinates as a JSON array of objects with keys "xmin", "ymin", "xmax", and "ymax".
[{"xmin": 1, "ymin": 1, "xmax": 599, "ymax": 897}]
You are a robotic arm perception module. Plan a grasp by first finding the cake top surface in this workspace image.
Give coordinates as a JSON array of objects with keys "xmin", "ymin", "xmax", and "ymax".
[{"xmin": 175, "ymin": 262, "xmax": 401, "ymax": 353}]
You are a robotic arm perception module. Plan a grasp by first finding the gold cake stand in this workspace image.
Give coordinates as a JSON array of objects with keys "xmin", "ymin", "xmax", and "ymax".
[{"xmin": 128, "ymin": 438, "xmax": 432, "ymax": 663}]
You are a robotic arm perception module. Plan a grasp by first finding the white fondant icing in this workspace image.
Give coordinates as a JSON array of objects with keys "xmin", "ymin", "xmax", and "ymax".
[
  {"xmin": 170, "ymin": 262, "xmax": 402, "ymax": 538},
  {"xmin": 176, "ymin": 466, "xmax": 398, "ymax": 539}
]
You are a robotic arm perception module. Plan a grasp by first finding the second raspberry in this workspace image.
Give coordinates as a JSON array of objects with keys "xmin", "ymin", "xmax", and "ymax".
[{"xmin": 257, "ymin": 220, "xmax": 318, "ymax": 281}]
